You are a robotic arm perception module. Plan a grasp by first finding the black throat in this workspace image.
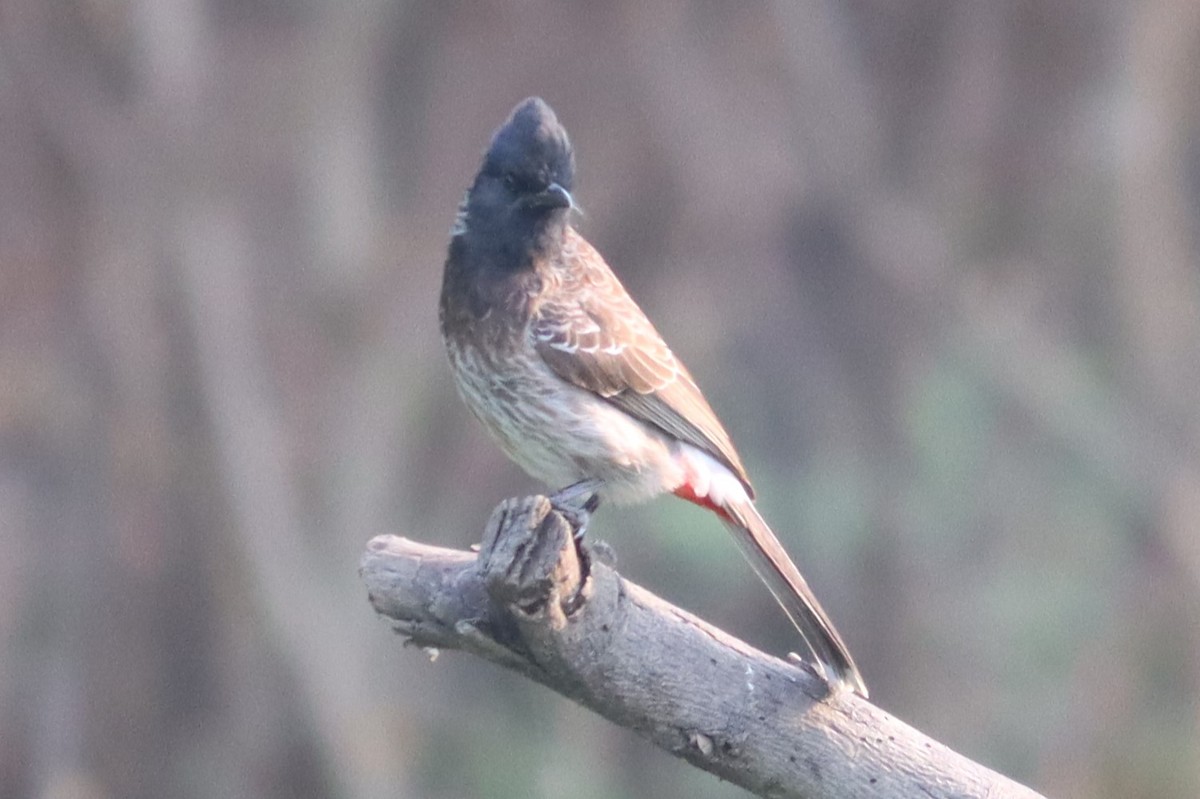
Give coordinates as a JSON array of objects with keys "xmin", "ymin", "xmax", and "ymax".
[
  {"xmin": 459, "ymin": 200, "xmax": 568, "ymax": 275},
  {"xmin": 441, "ymin": 214, "xmax": 567, "ymax": 334}
]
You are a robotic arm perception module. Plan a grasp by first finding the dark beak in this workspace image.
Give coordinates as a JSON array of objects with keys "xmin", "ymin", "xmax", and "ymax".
[{"xmin": 527, "ymin": 182, "xmax": 574, "ymax": 211}]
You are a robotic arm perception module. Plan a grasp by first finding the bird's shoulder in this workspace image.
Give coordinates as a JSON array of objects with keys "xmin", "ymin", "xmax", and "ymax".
[{"xmin": 530, "ymin": 228, "xmax": 676, "ymax": 394}]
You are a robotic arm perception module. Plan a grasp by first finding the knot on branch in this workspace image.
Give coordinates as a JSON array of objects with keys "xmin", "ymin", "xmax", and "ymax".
[{"xmin": 476, "ymin": 496, "xmax": 589, "ymax": 624}]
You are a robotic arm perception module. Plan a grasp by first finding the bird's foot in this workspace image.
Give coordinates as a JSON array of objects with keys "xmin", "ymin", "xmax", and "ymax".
[{"xmin": 549, "ymin": 480, "xmax": 603, "ymax": 539}]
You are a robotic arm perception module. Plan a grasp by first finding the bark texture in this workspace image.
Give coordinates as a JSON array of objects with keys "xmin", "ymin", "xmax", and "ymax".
[{"xmin": 362, "ymin": 496, "xmax": 1047, "ymax": 799}]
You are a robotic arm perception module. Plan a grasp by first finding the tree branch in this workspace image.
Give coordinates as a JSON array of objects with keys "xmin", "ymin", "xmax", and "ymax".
[{"xmin": 361, "ymin": 496, "xmax": 1046, "ymax": 799}]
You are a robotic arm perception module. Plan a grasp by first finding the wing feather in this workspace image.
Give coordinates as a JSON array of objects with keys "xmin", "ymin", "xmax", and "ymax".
[{"xmin": 532, "ymin": 232, "xmax": 752, "ymax": 493}]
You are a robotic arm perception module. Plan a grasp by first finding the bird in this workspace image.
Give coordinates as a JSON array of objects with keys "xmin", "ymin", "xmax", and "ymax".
[{"xmin": 439, "ymin": 96, "xmax": 867, "ymax": 698}]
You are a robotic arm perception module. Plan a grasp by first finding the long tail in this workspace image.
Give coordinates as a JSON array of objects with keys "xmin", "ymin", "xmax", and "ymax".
[{"xmin": 719, "ymin": 497, "xmax": 868, "ymax": 697}]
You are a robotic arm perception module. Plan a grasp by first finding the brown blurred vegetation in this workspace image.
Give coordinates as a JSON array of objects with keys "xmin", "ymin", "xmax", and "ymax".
[{"xmin": 0, "ymin": 1, "xmax": 1198, "ymax": 798}]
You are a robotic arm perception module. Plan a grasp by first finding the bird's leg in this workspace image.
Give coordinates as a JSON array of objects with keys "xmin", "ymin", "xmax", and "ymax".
[{"xmin": 549, "ymin": 479, "xmax": 603, "ymax": 539}]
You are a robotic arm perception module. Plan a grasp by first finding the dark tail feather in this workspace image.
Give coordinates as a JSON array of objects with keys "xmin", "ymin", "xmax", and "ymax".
[{"xmin": 719, "ymin": 498, "xmax": 868, "ymax": 698}]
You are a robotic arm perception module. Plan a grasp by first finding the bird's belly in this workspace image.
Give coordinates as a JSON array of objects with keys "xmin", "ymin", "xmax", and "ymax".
[{"xmin": 447, "ymin": 343, "xmax": 683, "ymax": 504}]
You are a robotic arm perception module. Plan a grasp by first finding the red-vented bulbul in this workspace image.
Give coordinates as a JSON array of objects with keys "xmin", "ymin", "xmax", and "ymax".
[{"xmin": 439, "ymin": 97, "xmax": 867, "ymax": 697}]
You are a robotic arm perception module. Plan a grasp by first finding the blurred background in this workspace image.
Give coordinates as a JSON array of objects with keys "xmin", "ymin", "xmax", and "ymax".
[{"xmin": 1, "ymin": 1, "xmax": 1198, "ymax": 797}]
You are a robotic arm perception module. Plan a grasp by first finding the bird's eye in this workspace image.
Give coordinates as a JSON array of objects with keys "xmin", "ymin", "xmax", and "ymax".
[{"xmin": 502, "ymin": 173, "xmax": 518, "ymax": 192}]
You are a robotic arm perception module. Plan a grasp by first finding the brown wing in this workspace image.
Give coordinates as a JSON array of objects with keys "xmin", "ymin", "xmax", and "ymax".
[{"xmin": 532, "ymin": 231, "xmax": 753, "ymax": 494}]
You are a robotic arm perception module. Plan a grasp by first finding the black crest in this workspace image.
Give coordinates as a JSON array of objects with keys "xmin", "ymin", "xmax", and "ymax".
[
  {"xmin": 455, "ymin": 98, "xmax": 577, "ymax": 270},
  {"xmin": 482, "ymin": 97, "xmax": 575, "ymax": 194}
]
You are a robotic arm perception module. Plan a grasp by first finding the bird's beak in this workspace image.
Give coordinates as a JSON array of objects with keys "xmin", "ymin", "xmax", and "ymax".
[{"xmin": 528, "ymin": 182, "xmax": 575, "ymax": 211}]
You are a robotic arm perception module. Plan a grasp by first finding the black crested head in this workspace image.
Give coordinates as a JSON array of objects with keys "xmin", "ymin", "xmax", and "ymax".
[
  {"xmin": 456, "ymin": 97, "xmax": 577, "ymax": 269},
  {"xmin": 483, "ymin": 97, "xmax": 575, "ymax": 194}
]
